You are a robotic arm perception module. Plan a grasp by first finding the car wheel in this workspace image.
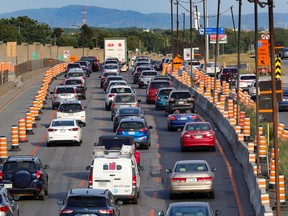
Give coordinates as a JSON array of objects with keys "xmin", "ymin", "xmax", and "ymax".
[
  {"xmin": 36, "ymin": 190, "xmax": 45, "ymax": 201},
  {"xmin": 167, "ymin": 124, "xmax": 173, "ymax": 131},
  {"xmin": 47, "ymin": 142, "xmax": 52, "ymax": 147},
  {"xmin": 111, "ymin": 116, "xmax": 114, "ymax": 121},
  {"xmin": 155, "ymin": 105, "xmax": 159, "ymax": 110},
  {"xmin": 181, "ymin": 143, "xmax": 186, "ymax": 152},
  {"xmin": 131, "ymin": 198, "xmax": 138, "ymax": 204},
  {"xmin": 208, "ymin": 192, "xmax": 215, "ymax": 198},
  {"xmin": 45, "ymin": 183, "xmax": 48, "ymax": 196},
  {"xmin": 113, "ymin": 127, "xmax": 117, "ymax": 133},
  {"xmin": 144, "ymin": 143, "xmax": 149, "ymax": 150},
  {"xmin": 169, "ymin": 192, "xmax": 176, "ymax": 200},
  {"xmin": 105, "ymin": 103, "xmax": 109, "ymax": 111},
  {"xmin": 83, "ymin": 96, "xmax": 86, "ymax": 100},
  {"xmin": 210, "ymin": 146, "xmax": 216, "ymax": 152},
  {"xmin": 52, "ymin": 105, "xmax": 56, "ymax": 110}
]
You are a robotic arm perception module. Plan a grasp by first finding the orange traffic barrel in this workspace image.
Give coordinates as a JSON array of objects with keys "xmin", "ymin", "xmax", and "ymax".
[
  {"xmin": 229, "ymin": 118, "xmax": 236, "ymax": 126},
  {"xmin": 25, "ymin": 111, "xmax": 34, "ymax": 135},
  {"xmin": 227, "ymin": 99, "xmax": 234, "ymax": 119},
  {"xmin": 10, "ymin": 125, "xmax": 20, "ymax": 151},
  {"xmin": 248, "ymin": 142, "xmax": 255, "ymax": 153},
  {"xmin": 277, "ymin": 122, "xmax": 285, "ymax": 138},
  {"xmin": 243, "ymin": 118, "xmax": 251, "ymax": 140},
  {"xmin": 235, "ymin": 126, "xmax": 241, "ymax": 134},
  {"xmin": 258, "ymin": 136, "xmax": 267, "ymax": 159},
  {"xmin": 29, "ymin": 106, "xmax": 38, "ymax": 125},
  {"xmin": 224, "ymin": 83, "xmax": 230, "ymax": 96},
  {"xmin": 248, "ymin": 153, "xmax": 256, "ymax": 163},
  {"xmin": 18, "ymin": 118, "xmax": 28, "ymax": 143},
  {"xmin": 257, "ymin": 178, "xmax": 266, "ymax": 190},
  {"xmin": 0, "ymin": 136, "xmax": 8, "ymax": 163},
  {"xmin": 238, "ymin": 133, "xmax": 244, "ymax": 142},
  {"xmin": 32, "ymin": 101, "xmax": 41, "ymax": 119},
  {"xmin": 279, "ymin": 175, "xmax": 286, "ymax": 204},
  {"xmin": 268, "ymin": 159, "xmax": 275, "ymax": 189},
  {"xmin": 261, "ymin": 193, "xmax": 270, "ymax": 205},
  {"xmin": 223, "ymin": 111, "xmax": 228, "ymax": 118},
  {"xmin": 253, "ymin": 164, "xmax": 258, "ymax": 176},
  {"xmin": 238, "ymin": 111, "xmax": 245, "ymax": 128}
]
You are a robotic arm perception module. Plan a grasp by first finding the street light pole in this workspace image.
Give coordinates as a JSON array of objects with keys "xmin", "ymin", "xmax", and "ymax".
[
  {"xmin": 170, "ymin": 0, "xmax": 174, "ymax": 59},
  {"xmin": 190, "ymin": 0, "xmax": 193, "ymax": 86},
  {"xmin": 236, "ymin": 0, "xmax": 242, "ymax": 125},
  {"xmin": 176, "ymin": 0, "xmax": 179, "ymax": 56}
]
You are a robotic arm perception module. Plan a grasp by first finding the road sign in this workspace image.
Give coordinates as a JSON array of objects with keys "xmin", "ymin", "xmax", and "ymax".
[
  {"xmin": 172, "ymin": 55, "xmax": 183, "ymax": 71},
  {"xmin": 259, "ymin": 80, "xmax": 282, "ymax": 102},
  {"xmin": 198, "ymin": 27, "xmax": 225, "ymax": 35},
  {"xmin": 63, "ymin": 50, "xmax": 70, "ymax": 59},
  {"xmin": 209, "ymin": 34, "xmax": 227, "ymax": 44},
  {"xmin": 259, "ymin": 98, "xmax": 273, "ymax": 123},
  {"xmin": 275, "ymin": 57, "xmax": 281, "ymax": 79},
  {"xmin": 258, "ymin": 40, "xmax": 269, "ymax": 67},
  {"xmin": 261, "ymin": 33, "xmax": 270, "ymax": 40}
]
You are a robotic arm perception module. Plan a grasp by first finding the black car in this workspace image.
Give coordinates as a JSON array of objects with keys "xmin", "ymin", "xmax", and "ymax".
[
  {"xmin": 80, "ymin": 56, "xmax": 100, "ymax": 72},
  {"xmin": 76, "ymin": 61, "xmax": 92, "ymax": 76},
  {"xmin": 0, "ymin": 187, "xmax": 19, "ymax": 215},
  {"xmin": 113, "ymin": 107, "xmax": 144, "ymax": 132},
  {"xmin": 0, "ymin": 155, "xmax": 49, "ymax": 200},
  {"xmin": 58, "ymin": 188, "xmax": 122, "ymax": 216},
  {"xmin": 279, "ymin": 87, "xmax": 288, "ymax": 111},
  {"xmin": 165, "ymin": 89, "xmax": 195, "ymax": 114},
  {"xmin": 219, "ymin": 67, "xmax": 238, "ymax": 85}
]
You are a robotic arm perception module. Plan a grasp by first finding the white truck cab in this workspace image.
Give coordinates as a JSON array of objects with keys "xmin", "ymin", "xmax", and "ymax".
[{"xmin": 87, "ymin": 145, "xmax": 142, "ymax": 204}]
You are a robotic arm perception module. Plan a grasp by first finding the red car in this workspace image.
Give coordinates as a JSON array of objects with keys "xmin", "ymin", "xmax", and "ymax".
[
  {"xmin": 180, "ymin": 122, "xmax": 216, "ymax": 152},
  {"xmin": 146, "ymin": 80, "xmax": 173, "ymax": 104}
]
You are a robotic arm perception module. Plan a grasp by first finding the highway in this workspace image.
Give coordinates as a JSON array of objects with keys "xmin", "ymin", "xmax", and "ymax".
[{"xmin": 0, "ymin": 69, "xmax": 255, "ymax": 215}]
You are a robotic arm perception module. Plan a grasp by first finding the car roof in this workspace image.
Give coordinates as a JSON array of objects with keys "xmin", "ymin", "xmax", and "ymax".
[
  {"xmin": 186, "ymin": 122, "xmax": 210, "ymax": 126},
  {"xmin": 115, "ymin": 93, "xmax": 135, "ymax": 96},
  {"xmin": 110, "ymin": 85, "xmax": 131, "ymax": 89},
  {"xmin": 168, "ymin": 201, "xmax": 210, "ymax": 208},
  {"xmin": 55, "ymin": 85, "xmax": 75, "ymax": 89},
  {"xmin": 239, "ymin": 73, "xmax": 256, "ymax": 77},
  {"xmin": 52, "ymin": 118, "xmax": 75, "ymax": 122},
  {"xmin": 6, "ymin": 155, "xmax": 37, "ymax": 162},
  {"xmin": 118, "ymin": 107, "xmax": 141, "ymax": 111},
  {"xmin": 68, "ymin": 188, "xmax": 108, "ymax": 196},
  {"xmin": 171, "ymin": 89, "xmax": 190, "ymax": 93}
]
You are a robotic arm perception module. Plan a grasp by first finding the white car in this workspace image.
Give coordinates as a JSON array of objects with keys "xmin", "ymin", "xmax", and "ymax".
[
  {"xmin": 65, "ymin": 68, "xmax": 86, "ymax": 83},
  {"xmin": 200, "ymin": 62, "xmax": 221, "ymax": 77},
  {"xmin": 105, "ymin": 80, "xmax": 127, "ymax": 93},
  {"xmin": 105, "ymin": 85, "xmax": 134, "ymax": 111},
  {"xmin": 46, "ymin": 118, "xmax": 83, "ymax": 147},
  {"xmin": 56, "ymin": 100, "xmax": 86, "ymax": 126},
  {"xmin": 235, "ymin": 73, "xmax": 256, "ymax": 91}
]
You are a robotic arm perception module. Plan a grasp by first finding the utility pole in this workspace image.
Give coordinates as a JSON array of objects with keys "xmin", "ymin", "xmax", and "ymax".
[
  {"xmin": 203, "ymin": 0, "xmax": 207, "ymax": 70},
  {"xmin": 182, "ymin": 13, "xmax": 185, "ymax": 38},
  {"xmin": 236, "ymin": 0, "xmax": 242, "ymax": 125},
  {"xmin": 176, "ymin": 0, "xmax": 179, "ymax": 56},
  {"xmin": 190, "ymin": 0, "xmax": 193, "ymax": 86},
  {"xmin": 170, "ymin": 0, "xmax": 174, "ymax": 59}
]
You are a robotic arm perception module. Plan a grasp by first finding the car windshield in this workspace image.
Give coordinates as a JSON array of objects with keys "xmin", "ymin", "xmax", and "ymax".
[
  {"xmin": 119, "ymin": 108, "xmax": 140, "ymax": 115},
  {"xmin": 111, "ymin": 88, "xmax": 132, "ymax": 94},
  {"xmin": 67, "ymin": 64, "xmax": 80, "ymax": 69},
  {"xmin": 68, "ymin": 72, "xmax": 84, "ymax": 77},
  {"xmin": 3, "ymin": 162, "xmax": 37, "ymax": 172},
  {"xmin": 65, "ymin": 80, "xmax": 83, "ymax": 85},
  {"xmin": 170, "ymin": 206, "xmax": 209, "ymax": 216},
  {"xmin": 100, "ymin": 139, "xmax": 132, "ymax": 149},
  {"xmin": 170, "ymin": 92, "xmax": 191, "ymax": 99},
  {"xmin": 105, "ymin": 65, "xmax": 118, "ymax": 69},
  {"xmin": 56, "ymin": 88, "xmax": 75, "ymax": 94},
  {"xmin": 186, "ymin": 123, "xmax": 211, "ymax": 131},
  {"xmin": 151, "ymin": 82, "xmax": 171, "ymax": 88},
  {"xmin": 175, "ymin": 163, "xmax": 208, "ymax": 172},
  {"xmin": 59, "ymin": 104, "xmax": 82, "ymax": 112},
  {"xmin": 223, "ymin": 68, "xmax": 238, "ymax": 74},
  {"xmin": 52, "ymin": 120, "xmax": 75, "ymax": 127},
  {"xmin": 81, "ymin": 57, "xmax": 96, "ymax": 62},
  {"xmin": 115, "ymin": 95, "xmax": 136, "ymax": 103},
  {"xmin": 120, "ymin": 121, "xmax": 145, "ymax": 130},
  {"xmin": 67, "ymin": 196, "xmax": 106, "ymax": 207}
]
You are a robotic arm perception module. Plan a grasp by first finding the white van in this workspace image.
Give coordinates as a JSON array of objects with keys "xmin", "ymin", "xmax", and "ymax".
[{"xmin": 86, "ymin": 145, "xmax": 142, "ymax": 204}]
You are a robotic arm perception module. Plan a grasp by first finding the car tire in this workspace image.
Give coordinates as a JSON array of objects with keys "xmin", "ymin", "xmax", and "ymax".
[
  {"xmin": 167, "ymin": 124, "xmax": 173, "ymax": 131},
  {"xmin": 44, "ymin": 182, "xmax": 48, "ymax": 196},
  {"xmin": 52, "ymin": 105, "xmax": 56, "ymax": 110},
  {"xmin": 144, "ymin": 143, "xmax": 149, "ymax": 150},
  {"xmin": 36, "ymin": 190, "xmax": 45, "ymax": 201},
  {"xmin": 210, "ymin": 146, "xmax": 216, "ymax": 152},
  {"xmin": 155, "ymin": 106, "xmax": 158, "ymax": 110},
  {"xmin": 181, "ymin": 143, "xmax": 186, "ymax": 152},
  {"xmin": 169, "ymin": 192, "xmax": 176, "ymax": 200},
  {"xmin": 111, "ymin": 116, "xmax": 114, "ymax": 121},
  {"xmin": 131, "ymin": 198, "xmax": 138, "ymax": 204},
  {"xmin": 105, "ymin": 103, "xmax": 109, "ymax": 111},
  {"xmin": 47, "ymin": 142, "xmax": 52, "ymax": 147},
  {"xmin": 208, "ymin": 192, "xmax": 215, "ymax": 198}
]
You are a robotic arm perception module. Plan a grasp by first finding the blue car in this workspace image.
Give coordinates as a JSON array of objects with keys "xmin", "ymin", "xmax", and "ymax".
[
  {"xmin": 116, "ymin": 117, "xmax": 153, "ymax": 149},
  {"xmin": 167, "ymin": 112, "xmax": 198, "ymax": 131},
  {"xmin": 155, "ymin": 87, "xmax": 175, "ymax": 110},
  {"xmin": 278, "ymin": 88, "xmax": 288, "ymax": 111}
]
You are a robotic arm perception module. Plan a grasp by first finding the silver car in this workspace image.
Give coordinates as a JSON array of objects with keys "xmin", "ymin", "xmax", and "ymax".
[
  {"xmin": 166, "ymin": 160, "xmax": 216, "ymax": 199},
  {"xmin": 110, "ymin": 93, "xmax": 141, "ymax": 120},
  {"xmin": 105, "ymin": 85, "xmax": 134, "ymax": 111},
  {"xmin": 138, "ymin": 70, "xmax": 158, "ymax": 88},
  {"xmin": 51, "ymin": 86, "xmax": 78, "ymax": 110},
  {"xmin": 102, "ymin": 63, "xmax": 120, "ymax": 74}
]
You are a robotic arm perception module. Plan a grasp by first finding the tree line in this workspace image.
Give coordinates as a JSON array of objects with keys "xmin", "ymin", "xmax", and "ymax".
[{"xmin": 0, "ymin": 16, "xmax": 287, "ymax": 59}]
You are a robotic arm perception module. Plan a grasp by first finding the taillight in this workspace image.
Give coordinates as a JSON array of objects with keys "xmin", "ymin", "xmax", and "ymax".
[
  {"xmin": 139, "ymin": 128, "xmax": 148, "ymax": 132},
  {"xmin": 88, "ymin": 174, "xmax": 92, "ymax": 187},
  {"xmin": 184, "ymin": 133, "xmax": 191, "ymax": 138},
  {"xmin": 48, "ymin": 128, "xmax": 57, "ymax": 132},
  {"xmin": 140, "ymin": 76, "xmax": 144, "ymax": 78},
  {"xmin": 134, "ymin": 151, "xmax": 140, "ymax": 165},
  {"xmin": 197, "ymin": 177, "xmax": 213, "ymax": 182},
  {"xmin": 60, "ymin": 209, "xmax": 74, "ymax": 214},
  {"xmin": 81, "ymin": 108, "xmax": 85, "ymax": 111},
  {"xmin": 69, "ymin": 128, "xmax": 79, "ymax": 131},
  {"xmin": 116, "ymin": 128, "xmax": 123, "ymax": 133},
  {"xmin": 156, "ymin": 96, "xmax": 160, "ymax": 100},
  {"xmin": 206, "ymin": 132, "xmax": 214, "ymax": 138},
  {"xmin": 111, "ymin": 103, "xmax": 116, "ymax": 109},
  {"xmin": 0, "ymin": 206, "xmax": 9, "ymax": 213},
  {"xmin": 169, "ymin": 116, "xmax": 177, "ymax": 120},
  {"xmin": 189, "ymin": 115, "xmax": 197, "ymax": 119},
  {"xmin": 0, "ymin": 171, "xmax": 3, "ymax": 180},
  {"xmin": 36, "ymin": 171, "xmax": 41, "ymax": 179},
  {"xmin": 132, "ymin": 175, "xmax": 137, "ymax": 187},
  {"xmin": 135, "ymin": 102, "xmax": 139, "ymax": 107},
  {"xmin": 108, "ymin": 94, "xmax": 115, "ymax": 97},
  {"xmin": 171, "ymin": 177, "xmax": 186, "ymax": 182},
  {"xmin": 99, "ymin": 210, "xmax": 114, "ymax": 214}
]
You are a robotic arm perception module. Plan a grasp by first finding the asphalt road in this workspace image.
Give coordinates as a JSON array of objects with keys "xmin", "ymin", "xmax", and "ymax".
[{"xmin": 0, "ymin": 69, "xmax": 255, "ymax": 215}]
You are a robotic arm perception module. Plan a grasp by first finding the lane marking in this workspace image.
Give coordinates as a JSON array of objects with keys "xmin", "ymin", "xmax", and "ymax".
[
  {"xmin": 79, "ymin": 180, "xmax": 85, "ymax": 187},
  {"xmin": 149, "ymin": 210, "xmax": 155, "ymax": 216},
  {"xmin": 198, "ymin": 114, "xmax": 245, "ymax": 216}
]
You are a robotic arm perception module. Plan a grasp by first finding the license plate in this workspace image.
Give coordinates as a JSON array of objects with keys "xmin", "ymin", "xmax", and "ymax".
[
  {"xmin": 3, "ymin": 184, "xmax": 12, "ymax": 188},
  {"xmin": 128, "ymin": 131, "xmax": 135, "ymax": 135},
  {"xmin": 186, "ymin": 178, "xmax": 197, "ymax": 182},
  {"xmin": 68, "ymin": 113, "xmax": 74, "ymax": 116},
  {"xmin": 120, "ymin": 105, "xmax": 130, "ymax": 107},
  {"xmin": 60, "ymin": 129, "xmax": 66, "ymax": 133},
  {"xmin": 180, "ymin": 117, "xmax": 187, "ymax": 120},
  {"xmin": 178, "ymin": 101, "xmax": 184, "ymax": 104},
  {"xmin": 195, "ymin": 135, "xmax": 202, "ymax": 139},
  {"xmin": 98, "ymin": 182, "xmax": 107, "ymax": 187}
]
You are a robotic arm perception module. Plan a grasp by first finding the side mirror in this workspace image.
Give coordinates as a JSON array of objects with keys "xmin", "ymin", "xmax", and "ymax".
[
  {"xmin": 158, "ymin": 211, "xmax": 165, "ymax": 216},
  {"xmin": 86, "ymin": 165, "xmax": 91, "ymax": 171},
  {"xmin": 211, "ymin": 167, "xmax": 217, "ymax": 172},
  {"xmin": 165, "ymin": 169, "xmax": 172, "ymax": 173},
  {"xmin": 57, "ymin": 200, "xmax": 64, "ymax": 205},
  {"xmin": 148, "ymin": 126, "xmax": 153, "ymax": 129},
  {"xmin": 44, "ymin": 165, "xmax": 50, "ymax": 169},
  {"xmin": 45, "ymin": 125, "xmax": 50, "ymax": 128}
]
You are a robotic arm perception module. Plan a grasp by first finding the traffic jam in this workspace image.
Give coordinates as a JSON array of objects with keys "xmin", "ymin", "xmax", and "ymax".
[{"xmin": 0, "ymin": 39, "xmax": 253, "ymax": 216}]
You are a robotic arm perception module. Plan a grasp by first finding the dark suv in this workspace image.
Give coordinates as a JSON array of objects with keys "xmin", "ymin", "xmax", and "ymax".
[
  {"xmin": 57, "ymin": 188, "xmax": 122, "ymax": 216},
  {"xmin": 0, "ymin": 155, "xmax": 49, "ymax": 200},
  {"xmin": 80, "ymin": 56, "xmax": 100, "ymax": 72},
  {"xmin": 165, "ymin": 89, "xmax": 195, "ymax": 114},
  {"xmin": 219, "ymin": 67, "xmax": 238, "ymax": 85}
]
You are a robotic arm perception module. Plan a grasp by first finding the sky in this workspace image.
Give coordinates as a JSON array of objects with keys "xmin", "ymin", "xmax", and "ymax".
[{"xmin": 0, "ymin": 0, "xmax": 286, "ymax": 16}]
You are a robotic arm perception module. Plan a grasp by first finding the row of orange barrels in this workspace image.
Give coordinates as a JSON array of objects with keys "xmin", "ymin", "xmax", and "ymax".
[
  {"xmin": 0, "ymin": 63, "xmax": 68, "ymax": 162},
  {"xmin": 0, "ymin": 62, "xmax": 14, "ymax": 72}
]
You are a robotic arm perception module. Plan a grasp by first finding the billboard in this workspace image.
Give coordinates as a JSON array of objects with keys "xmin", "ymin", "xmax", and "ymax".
[
  {"xmin": 209, "ymin": 34, "xmax": 227, "ymax": 44},
  {"xmin": 183, "ymin": 47, "xmax": 200, "ymax": 61}
]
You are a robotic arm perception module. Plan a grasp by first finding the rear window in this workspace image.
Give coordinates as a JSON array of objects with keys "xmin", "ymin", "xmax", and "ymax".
[
  {"xmin": 142, "ymin": 71, "xmax": 158, "ymax": 76},
  {"xmin": 120, "ymin": 121, "xmax": 145, "ymax": 130},
  {"xmin": 151, "ymin": 82, "xmax": 171, "ymax": 89},
  {"xmin": 105, "ymin": 61, "xmax": 118, "ymax": 65},
  {"xmin": 240, "ymin": 75, "xmax": 256, "ymax": 80},
  {"xmin": 3, "ymin": 162, "xmax": 37, "ymax": 172},
  {"xmin": 65, "ymin": 79, "xmax": 83, "ymax": 85},
  {"xmin": 67, "ymin": 64, "xmax": 80, "ymax": 69},
  {"xmin": 222, "ymin": 68, "xmax": 238, "ymax": 74},
  {"xmin": 56, "ymin": 88, "xmax": 75, "ymax": 94},
  {"xmin": 67, "ymin": 72, "xmax": 84, "ymax": 77},
  {"xmin": 107, "ymin": 77, "xmax": 122, "ymax": 82},
  {"xmin": 59, "ymin": 104, "xmax": 82, "ymax": 112},
  {"xmin": 137, "ymin": 67, "xmax": 152, "ymax": 72},
  {"xmin": 52, "ymin": 120, "xmax": 75, "ymax": 127},
  {"xmin": 119, "ymin": 108, "xmax": 140, "ymax": 115},
  {"xmin": 170, "ymin": 206, "xmax": 208, "ymax": 215},
  {"xmin": 186, "ymin": 123, "xmax": 211, "ymax": 131},
  {"xmin": 99, "ymin": 138, "xmax": 133, "ymax": 149},
  {"xmin": 110, "ymin": 82, "xmax": 126, "ymax": 87},
  {"xmin": 153, "ymin": 77, "xmax": 170, "ymax": 81},
  {"xmin": 159, "ymin": 89, "xmax": 173, "ymax": 96},
  {"xmin": 81, "ymin": 57, "xmax": 97, "ymax": 62},
  {"xmin": 103, "ymin": 73, "xmax": 117, "ymax": 77},
  {"xmin": 111, "ymin": 88, "xmax": 132, "ymax": 94},
  {"xmin": 175, "ymin": 163, "xmax": 208, "ymax": 172},
  {"xmin": 115, "ymin": 95, "xmax": 136, "ymax": 103},
  {"xmin": 67, "ymin": 196, "xmax": 106, "ymax": 207},
  {"xmin": 170, "ymin": 92, "xmax": 191, "ymax": 99},
  {"xmin": 105, "ymin": 65, "xmax": 118, "ymax": 69}
]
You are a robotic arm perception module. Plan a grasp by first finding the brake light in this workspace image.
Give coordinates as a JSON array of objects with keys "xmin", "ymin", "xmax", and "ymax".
[
  {"xmin": 81, "ymin": 108, "xmax": 85, "ymax": 111},
  {"xmin": 108, "ymin": 94, "xmax": 115, "ymax": 97},
  {"xmin": 140, "ymin": 76, "xmax": 144, "ymax": 78},
  {"xmin": 0, "ymin": 171, "xmax": 3, "ymax": 180},
  {"xmin": 171, "ymin": 177, "xmax": 186, "ymax": 182},
  {"xmin": 132, "ymin": 175, "xmax": 137, "ymax": 187},
  {"xmin": 134, "ymin": 151, "xmax": 140, "ymax": 165},
  {"xmin": 206, "ymin": 132, "xmax": 214, "ymax": 138},
  {"xmin": 0, "ymin": 206, "xmax": 9, "ymax": 213},
  {"xmin": 48, "ymin": 128, "xmax": 57, "ymax": 132},
  {"xmin": 156, "ymin": 96, "xmax": 160, "ymax": 100},
  {"xmin": 99, "ymin": 210, "xmax": 114, "ymax": 214},
  {"xmin": 189, "ymin": 115, "xmax": 197, "ymax": 119},
  {"xmin": 116, "ymin": 128, "xmax": 123, "ymax": 133},
  {"xmin": 135, "ymin": 102, "xmax": 139, "ymax": 107},
  {"xmin": 88, "ymin": 174, "xmax": 92, "ymax": 187},
  {"xmin": 139, "ymin": 128, "xmax": 148, "ymax": 132},
  {"xmin": 60, "ymin": 209, "xmax": 74, "ymax": 214},
  {"xmin": 36, "ymin": 171, "xmax": 41, "ymax": 179},
  {"xmin": 197, "ymin": 176, "xmax": 213, "ymax": 182},
  {"xmin": 169, "ymin": 116, "xmax": 177, "ymax": 120},
  {"xmin": 111, "ymin": 103, "xmax": 116, "ymax": 109},
  {"xmin": 184, "ymin": 133, "xmax": 191, "ymax": 138},
  {"xmin": 69, "ymin": 128, "xmax": 79, "ymax": 131}
]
